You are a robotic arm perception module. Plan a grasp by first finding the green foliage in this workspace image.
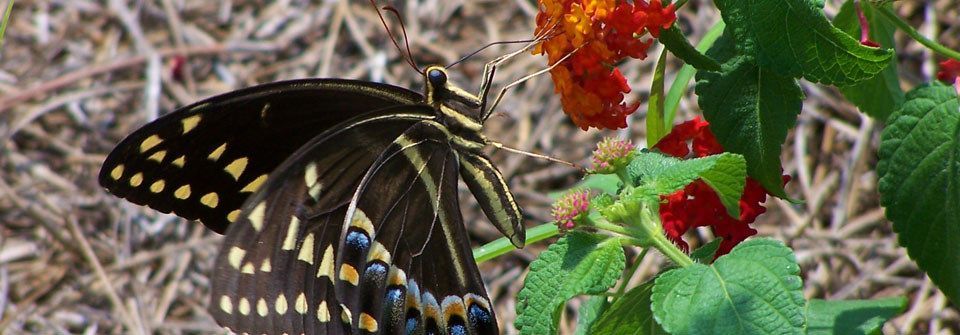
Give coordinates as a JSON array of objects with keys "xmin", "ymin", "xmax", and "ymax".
[
  {"xmin": 574, "ymin": 296, "xmax": 610, "ymax": 335},
  {"xmin": 696, "ymin": 30, "xmax": 801, "ymax": 199},
  {"xmin": 591, "ymin": 282, "xmax": 668, "ymax": 335},
  {"xmin": 834, "ymin": 0, "xmax": 904, "ymax": 121},
  {"xmin": 689, "ymin": 238, "xmax": 723, "ymax": 264},
  {"xmin": 714, "ymin": 0, "xmax": 893, "ymax": 86},
  {"xmin": 659, "ymin": 25, "xmax": 722, "ymax": 72},
  {"xmin": 877, "ymin": 83, "xmax": 960, "ymax": 304},
  {"xmin": 515, "ymin": 232, "xmax": 626, "ymax": 335},
  {"xmin": 665, "ymin": 21, "xmax": 726, "ymax": 130},
  {"xmin": 630, "ymin": 148, "xmax": 746, "ymax": 218},
  {"xmin": 650, "ymin": 239, "xmax": 806, "ymax": 335},
  {"xmin": 806, "ymin": 297, "xmax": 907, "ymax": 335},
  {"xmin": 647, "ymin": 50, "xmax": 669, "ymax": 145}
]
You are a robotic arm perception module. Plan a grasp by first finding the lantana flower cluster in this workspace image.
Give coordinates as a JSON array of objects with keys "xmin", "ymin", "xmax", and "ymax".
[
  {"xmin": 654, "ymin": 117, "xmax": 789, "ymax": 255},
  {"xmin": 552, "ymin": 189, "xmax": 592, "ymax": 231},
  {"xmin": 937, "ymin": 59, "xmax": 960, "ymax": 86},
  {"xmin": 534, "ymin": 0, "xmax": 676, "ymax": 130}
]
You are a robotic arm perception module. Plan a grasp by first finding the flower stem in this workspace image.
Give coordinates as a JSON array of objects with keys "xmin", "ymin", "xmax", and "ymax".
[
  {"xmin": 473, "ymin": 223, "xmax": 558, "ymax": 263},
  {"xmin": 612, "ymin": 247, "xmax": 650, "ymax": 304},
  {"xmin": 877, "ymin": 6, "xmax": 960, "ymax": 60}
]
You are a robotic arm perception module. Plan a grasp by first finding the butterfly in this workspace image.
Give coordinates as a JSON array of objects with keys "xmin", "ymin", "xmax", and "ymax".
[{"xmin": 98, "ymin": 58, "xmax": 528, "ymax": 334}]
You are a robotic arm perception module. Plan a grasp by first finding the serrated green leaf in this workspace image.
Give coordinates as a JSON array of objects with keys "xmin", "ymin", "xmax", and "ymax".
[
  {"xmin": 714, "ymin": 0, "xmax": 893, "ymax": 85},
  {"xmin": 651, "ymin": 238, "xmax": 805, "ymax": 335},
  {"xmin": 834, "ymin": 0, "xmax": 904, "ymax": 121},
  {"xmin": 659, "ymin": 25, "xmax": 721, "ymax": 72},
  {"xmin": 515, "ymin": 233, "xmax": 626, "ymax": 335},
  {"xmin": 689, "ymin": 238, "xmax": 723, "ymax": 264},
  {"xmin": 574, "ymin": 296, "xmax": 610, "ymax": 335},
  {"xmin": 665, "ymin": 20, "xmax": 726, "ymax": 129},
  {"xmin": 806, "ymin": 297, "xmax": 906, "ymax": 335},
  {"xmin": 877, "ymin": 83, "xmax": 960, "ymax": 304},
  {"xmin": 591, "ymin": 281, "xmax": 668, "ymax": 335},
  {"xmin": 628, "ymin": 151, "xmax": 746, "ymax": 218},
  {"xmin": 696, "ymin": 30, "xmax": 801, "ymax": 199}
]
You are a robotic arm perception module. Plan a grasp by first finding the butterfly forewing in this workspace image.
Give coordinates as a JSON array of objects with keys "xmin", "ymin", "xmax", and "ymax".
[
  {"xmin": 99, "ymin": 79, "xmax": 421, "ymax": 233},
  {"xmin": 337, "ymin": 121, "xmax": 496, "ymax": 335}
]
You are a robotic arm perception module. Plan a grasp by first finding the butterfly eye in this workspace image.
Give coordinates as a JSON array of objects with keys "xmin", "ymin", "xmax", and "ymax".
[{"xmin": 427, "ymin": 69, "xmax": 447, "ymax": 86}]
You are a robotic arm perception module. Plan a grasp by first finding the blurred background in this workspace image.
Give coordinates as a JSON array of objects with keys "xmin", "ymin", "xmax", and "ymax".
[{"xmin": 0, "ymin": 0, "xmax": 958, "ymax": 333}]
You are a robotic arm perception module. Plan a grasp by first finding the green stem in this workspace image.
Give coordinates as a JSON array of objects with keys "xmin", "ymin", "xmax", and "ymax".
[
  {"xmin": 612, "ymin": 247, "xmax": 649, "ymax": 304},
  {"xmin": 0, "ymin": 0, "xmax": 13, "ymax": 47},
  {"xmin": 473, "ymin": 223, "xmax": 558, "ymax": 263},
  {"xmin": 877, "ymin": 6, "xmax": 960, "ymax": 60}
]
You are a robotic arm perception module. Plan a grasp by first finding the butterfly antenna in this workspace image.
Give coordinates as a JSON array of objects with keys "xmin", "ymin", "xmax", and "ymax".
[
  {"xmin": 488, "ymin": 140, "xmax": 584, "ymax": 172},
  {"xmin": 369, "ymin": 0, "xmax": 421, "ymax": 73},
  {"xmin": 448, "ymin": 38, "xmax": 547, "ymax": 69}
]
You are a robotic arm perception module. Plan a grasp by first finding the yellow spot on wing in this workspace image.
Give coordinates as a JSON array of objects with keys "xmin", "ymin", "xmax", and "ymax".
[
  {"xmin": 340, "ymin": 304, "xmax": 352, "ymax": 325},
  {"xmin": 275, "ymin": 294, "xmax": 288, "ymax": 315},
  {"xmin": 238, "ymin": 297, "xmax": 250, "ymax": 315},
  {"xmin": 339, "ymin": 264, "xmax": 359, "ymax": 286},
  {"xmin": 351, "ymin": 209, "xmax": 375, "ymax": 235},
  {"xmin": 227, "ymin": 209, "xmax": 240, "ymax": 223},
  {"xmin": 248, "ymin": 201, "xmax": 266, "ymax": 232},
  {"xmin": 228, "ymin": 246, "xmax": 245, "ymax": 270},
  {"xmin": 172, "ymin": 156, "xmax": 186, "ymax": 167},
  {"xmin": 317, "ymin": 245, "xmax": 335, "ymax": 282},
  {"xmin": 139, "ymin": 134, "xmax": 162, "ymax": 153},
  {"xmin": 297, "ymin": 233, "xmax": 315, "ymax": 264},
  {"xmin": 181, "ymin": 115, "xmax": 201, "ymax": 134},
  {"xmin": 129, "ymin": 173, "xmax": 143, "ymax": 187},
  {"xmin": 367, "ymin": 241, "xmax": 391, "ymax": 263},
  {"xmin": 241, "ymin": 262, "xmax": 254, "ymax": 274},
  {"xmin": 295, "ymin": 293, "xmax": 307, "ymax": 314},
  {"xmin": 360, "ymin": 313, "xmax": 379, "ymax": 332},
  {"xmin": 282, "ymin": 216, "xmax": 300, "ymax": 250},
  {"xmin": 224, "ymin": 157, "xmax": 248, "ymax": 180},
  {"xmin": 149, "ymin": 180, "xmax": 165, "ymax": 193},
  {"xmin": 208, "ymin": 143, "xmax": 227, "ymax": 161},
  {"xmin": 304, "ymin": 162, "xmax": 318, "ymax": 186},
  {"xmin": 201, "ymin": 192, "xmax": 219, "ymax": 208},
  {"xmin": 257, "ymin": 298, "xmax": 268, "ymax": 317},
  {"xmin": 147, "ymin": 150, "xmax": 166, "ymax": 163},
  {"xmin": 241, "ymin": 174, "xmax": 267, "ymax": 193},
  {"xmin": 219, "ymin": 296, "xmax": 233, "ymax": 314},
  {"xmin": 110, "ymin": 165, "xmax": 124, "ymax": 180},
  {"xmin": 174, "ymin": 185, "xmax": 191, "ymax": 199},
  {"xmin": 260, "ymin": 258, "xmax": 271, "ymax": 272},
  {"xmin": 317, "ymin": 301, "xmax": 330, "ymax": 322}
]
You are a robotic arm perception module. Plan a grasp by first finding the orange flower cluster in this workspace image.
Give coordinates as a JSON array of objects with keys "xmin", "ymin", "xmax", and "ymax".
[{"xmin": 534, "ymin": 0, "xmax": 676, "ymax": 130}]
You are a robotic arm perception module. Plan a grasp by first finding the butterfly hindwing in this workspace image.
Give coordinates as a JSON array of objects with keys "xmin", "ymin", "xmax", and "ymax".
[
  {"xmin": 209, "ymin": 106, "xmax": 436, "ymax": 335},
  {"xmin": 99, "ymin": 79, "xmax": 422, "ymax": 233},
  {"xmin": 336, "ymin": 121, "xmax": 497, "ymax": 335}
]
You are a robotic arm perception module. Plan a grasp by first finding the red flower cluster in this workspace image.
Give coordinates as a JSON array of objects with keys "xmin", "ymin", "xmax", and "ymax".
[
  {"xmin": 654, "ymin": 117, "xmax": 788, "ymax": 256},
  {"xmin": 534, "ymin": 0, "xmax": 676, "ymax": 130},
  {"xmin": 937, "ymin": 59, "xmax": 960, "ymax": 85}
]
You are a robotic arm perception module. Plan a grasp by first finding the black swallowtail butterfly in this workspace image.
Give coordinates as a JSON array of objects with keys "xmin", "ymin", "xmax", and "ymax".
[{"xmin": 98, "ymin": 62, "xmax": 526, "ymax": 334}]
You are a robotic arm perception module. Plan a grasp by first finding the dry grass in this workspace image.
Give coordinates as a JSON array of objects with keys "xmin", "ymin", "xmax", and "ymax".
[{"xmin": 0, "ymin": 0, "xmax": 958, "ymax": 334}]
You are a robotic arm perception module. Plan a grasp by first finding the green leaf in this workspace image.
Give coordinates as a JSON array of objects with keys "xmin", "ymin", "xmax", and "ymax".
[
  {"xmin": 515, "ymin": 233, "xmax": 626, "ymax": 334},
  {"xmin": 591, "ymin": 281, "xmax": 668, "ymax": 335},
  {"xmin": 714, "ymin": 0, "xmax": 893, "ymax": 86},
  {"xmin": 665, "ymin": 20, "xmax": 726, "ymax": 129},
  {"xmin": 877, "ymin": 83, "xmax": 960, "ymax": 304},
  {"xmin": 696, "ymin": 31, "xmax": 801, "ymax": 199},
  {"xmin": 659, "ymin": 25, "xmax": 721, "ymax": 72},
  {"xmin": 628, "ymin": 151, "xmax": 746, "ymax": 218},
  {"xmin": 834, "ymin": 0, "xmax": 904, "ymax": 121},
  {"xmin": 806, "ymin": 297, "xmax": 907, "ymax": 335},
  {"xmin": 474, "ymin": 223, "xmax": 559, "ymax": 263},
  {"xmin": 574, "ymin": 296, "xmax": 610, "ymax": 335},
  {"xmin": 651, "ymin": 238, "xmax": 806, "ymax": 335},
  {"xmin": 576, "ymin": 174, "xmax": 623, "ymax": 196},
  {"xmin": 689, "ymin": 237, "xmax": 723, "ymax": 264},
  {"xmin": 647, "ymin": 50, "xmax": 669, "ymax": 145}
]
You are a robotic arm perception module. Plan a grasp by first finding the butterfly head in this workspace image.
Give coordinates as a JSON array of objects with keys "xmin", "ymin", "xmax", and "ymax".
[{"xmin": 423, "ymin": 65, "xmax": 487, "ymax": 148}]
